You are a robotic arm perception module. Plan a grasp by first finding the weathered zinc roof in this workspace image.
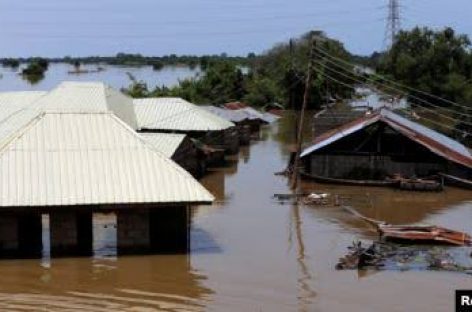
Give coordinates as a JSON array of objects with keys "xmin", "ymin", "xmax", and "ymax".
[
  {"xmin": 34, "ymin": 81, "xmax": 138, "ymax": 129},
  {"xmin": 134, "ymin": 98, "xmax": 234, "ymax": 132},
  {"xmin": 140, "ymin": 133, "xmax": 187, "ymax": 158},
  {"xmin": 201, "ymin": 105, "xmax": 250, "ymax": 123},
  {"xmin": 301, "ymin": 108, "xmax": 472, "ymax": 169},
  {"xmin": 0, "ymin": 112, "xmax": 214, "ymax": 207},
  {"xmin": 202, "ymin": 105, "xmax": 279, "ymax": 124},
  {"xmin": 0, "ymin": 91, "xmax": 47, "ymax": 122}
]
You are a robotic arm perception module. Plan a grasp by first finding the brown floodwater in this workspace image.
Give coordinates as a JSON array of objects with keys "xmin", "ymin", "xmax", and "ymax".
[{"xmin": 0, "ymin": 113, "xmax": 470, "ymax": 311}]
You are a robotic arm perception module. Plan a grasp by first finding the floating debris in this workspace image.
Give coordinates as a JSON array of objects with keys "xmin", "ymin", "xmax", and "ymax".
[
  {"xmin": 302, "ymin": 193, "xmax": 331, "ymax": 205},
  {"xmin": 344, "ymin": 206, "xmax": 472, "ymax": 246},
  {"xmin": 336, "ymin": 241, "xmax": 472, "ymax": 275}
]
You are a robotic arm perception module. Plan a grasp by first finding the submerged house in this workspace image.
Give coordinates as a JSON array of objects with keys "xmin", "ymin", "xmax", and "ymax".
[
  {"xmin": 133, "ymin": 97, "xmax": 239, "ymax": 154},
  {"xmin": 201, "ymin": 105, "xmax": 252, "ymax": 145},
  {"xmin": 300, "ymin": 109, "xmax": 472, "ymax": 186},
  {"xmin": 0, "ymin": 82, "xmax": 214, "ymax": 258}
]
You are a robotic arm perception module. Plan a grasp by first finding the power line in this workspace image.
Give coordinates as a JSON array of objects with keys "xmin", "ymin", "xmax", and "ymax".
[
  {"xmin": 313, "ymin": 53, "xmax": 472, "ymax": 119},
  {"xmin": 315, "ymin": 58, "xmax": 472, "ymax": 129},
  {"xmin": 313, "ymin": 45, "xmax": 472, "ymax": 114},
  {"xmin": 317, "ymin": 69, "xmax": 471, "ymax": 137}
]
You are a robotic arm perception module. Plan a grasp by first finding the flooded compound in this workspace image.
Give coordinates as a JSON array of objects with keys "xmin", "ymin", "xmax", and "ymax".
[{"xmin": 0, "ymin": 113, "xmax": 470, "ymax": 311}]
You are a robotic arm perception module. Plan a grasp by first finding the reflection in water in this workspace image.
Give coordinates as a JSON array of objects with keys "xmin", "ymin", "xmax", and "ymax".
[
  {"xmin": 290, "ymin": 203, "xmax": 316, "ymax": 312},
  {"xmin": 299, "ymin": 182, "xmax": 472, "ymax": 240},
  {"xmin": 0, "ymin": 255, "xmax": 212, "ymax": 311}
]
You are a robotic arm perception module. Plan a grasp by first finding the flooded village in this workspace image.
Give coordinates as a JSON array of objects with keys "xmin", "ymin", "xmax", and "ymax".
[
  {"xmin": 0, "ymin": 77, "xmax": 467, "ymax": 310},
  {"xmin": 0, "ymin": 1, "xmax": 472, "ymax": 310}
]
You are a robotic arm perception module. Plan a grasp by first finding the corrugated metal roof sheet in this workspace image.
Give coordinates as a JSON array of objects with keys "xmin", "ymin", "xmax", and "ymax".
[
  {"xmin": 134, "ymin": 98, "xmax": 234, "ymax": 132},
  {"xmin": 201, "ymin": 105, "xmax": 250, "ymax": 123},
  {"xmin": 301, "ymin": 109, "xmax": 472, "ymax": 169},
  {"xmin": 202, "ymin": 105, "xmax": 279, "ymax": 124},
  {"xmin": 0, "ymin": 82, "xmax": 139, "ymax": 151},
  {"xmin": 0, "ymin": 112, "xmax": 214, "ymax": 207},
  {"xmin": 140, "ymin": 133, "xmax": 187, "ymax": 158},
  {"xmin": 0, "ymin": 91, "xmax": 47, "ymax": 123},
  {"xmin": 34, "ymin": 81, "xmax": 138, "ymax": 129}
]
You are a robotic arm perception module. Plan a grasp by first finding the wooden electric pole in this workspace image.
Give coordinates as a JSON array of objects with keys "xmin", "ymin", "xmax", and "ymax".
[{"xmin": 291, "ymin": 34, "xmax": 317, "ymax": 190}]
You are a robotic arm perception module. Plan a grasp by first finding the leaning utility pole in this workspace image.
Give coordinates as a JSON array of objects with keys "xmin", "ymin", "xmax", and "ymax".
[
  {"xmin": 384, "ymin": 0, "xmax": 401, "ymax": 49},
  {"xmin": 291, "ymin": 35, "xmax": 317, "ymax": 190}
]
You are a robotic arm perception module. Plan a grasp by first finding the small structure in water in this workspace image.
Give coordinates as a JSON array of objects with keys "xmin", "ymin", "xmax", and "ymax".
[
  {"xmin": 202, "ymin": 105, "xmax": 279, "ymax": 144},
  {"xmin": 133, "ymin": 98, "xmax": 240, "ymax": 155},
  {"xmin": 300, "ymin": 108, "xmax": 472, "ymax": 189}
]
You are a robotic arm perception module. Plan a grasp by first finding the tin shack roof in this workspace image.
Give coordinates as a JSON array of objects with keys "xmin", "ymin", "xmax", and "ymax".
[
  {"xmin": 301, "ymin": 108, "xmax": 472, "ymax": 169},
  {"xmin": 200, "ymin": 105, "xmax": 250, "ymax": 123},
  {"xmin": 0, "ymin": 112, "xmax": 214, "ymax": 207},
  {"xmin": 140, "ymin": 132, "xmax": 187, "ymax": 158},
  {"xmin": 134, "ymin": 98, "xmax": 234, "ymax": 132},
  {"xmin": 203, "ymin": 105, "xmax": 279, "ymax": 124}
]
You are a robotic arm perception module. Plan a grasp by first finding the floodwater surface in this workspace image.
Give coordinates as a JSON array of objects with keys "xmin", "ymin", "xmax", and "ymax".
[
  {"xmin": 0, "ymin": 115, "xmax": 470, "ymax": 311},
  {"xmin": 0, "ymin": 63, "xmax": 200, "ymax": 91}
]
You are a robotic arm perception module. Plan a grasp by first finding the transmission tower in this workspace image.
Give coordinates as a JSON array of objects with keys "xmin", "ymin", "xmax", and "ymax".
[{"xmin": 384, "ymin": 0, "xmax": 401, "ymax": 49}]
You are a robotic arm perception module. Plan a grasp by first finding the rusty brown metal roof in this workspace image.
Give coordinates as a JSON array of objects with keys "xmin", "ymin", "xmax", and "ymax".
[{"xmin": 301, "ymin": 109, "xmax": 472, "ymax": 169}]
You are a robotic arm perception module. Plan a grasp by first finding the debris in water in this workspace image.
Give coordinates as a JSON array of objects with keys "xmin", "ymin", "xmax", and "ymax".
[
  {"xmin": 343, "ymin": 206, "xmax": 472, "ymax": 246},
  {"xmin": 302, "ymin": 193, "xmax": 330, "ymax": 205},
  {"xmin": 336, "ymin": 241, "xmax": 472, "ymax": 275}
]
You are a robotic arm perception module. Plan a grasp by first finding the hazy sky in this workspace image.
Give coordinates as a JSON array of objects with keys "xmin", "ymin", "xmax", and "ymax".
[{"xmin": 0, "ymin": 0, "xmax": 471, "ymax": 57}]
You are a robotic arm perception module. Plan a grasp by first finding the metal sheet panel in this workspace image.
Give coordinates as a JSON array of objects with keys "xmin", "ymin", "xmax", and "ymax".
[
  {"xmin": 301, "ymin": 109, "xmax": 472, "ymax": 169},
  {"xmin": 0, "ymin": 91, "xmax": 47, "ymax": 122},
  {"xmin": 0, "ymin": 112, "xmax": 214, "ymax": 207},
  {"xmin": 140, "ymin": 133, "xmax": 187, "ymax": 158},
  {"xmin": 301, "ymin": 113, "xmax": 381, "ymax": 157},
  {"xmin": 34, "ymin": 81, "xmax": 138, "ymax": 129},
  {"xmin": 134, "ymin": 98, "xmax": 234, "ymax": 131},
  {"xmin": 201, "ymin": 105, "xmax": 249, "ymax": 123}
]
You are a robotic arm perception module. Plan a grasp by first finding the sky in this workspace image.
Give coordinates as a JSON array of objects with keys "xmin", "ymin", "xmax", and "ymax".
[{"xmin": 0, "ymin": 0, "xmax": 471, "ymax": 58}]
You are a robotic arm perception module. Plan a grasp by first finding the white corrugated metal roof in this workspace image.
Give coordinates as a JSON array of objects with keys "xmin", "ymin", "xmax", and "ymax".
[
  {"xmin": 203, "ymin": 105, "xmax": 279, "ymax": 124},
  {"xmin": 134, "ymin": 98, "xmax": 234, "ymax": 132},
  {"xmin": 201, "ymin": 105, "xmax": 249, "ymax": 123},
  {"xmin": 140, "ymin": 133, "xmax": 187, "ymax": 158},
  {"xmin": 0, "ymin": 91, "xmax": 47, "ymax": 123},
  {"xmin": 0, "ymin": 82, "xmax": 139, "ymax": 150},
  {"xmin": 35, "ymin": 81, "xmax": 138, "ymax": 129},
  {"xmin": 0, "ymin": 112, "xmax": 214, "ymax": 207}
]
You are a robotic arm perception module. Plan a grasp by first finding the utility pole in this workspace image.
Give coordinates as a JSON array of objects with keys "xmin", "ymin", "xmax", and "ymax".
[
  {"xmin": 384, "ymin": 0, "xmax": 401, "ymax": 49},
  {"xmin": 291, "ymin": 34, "xmax": 317, "ymax": 190}
]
